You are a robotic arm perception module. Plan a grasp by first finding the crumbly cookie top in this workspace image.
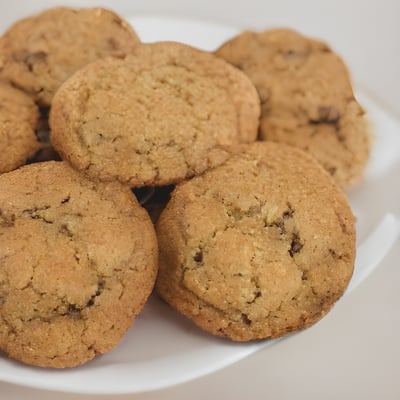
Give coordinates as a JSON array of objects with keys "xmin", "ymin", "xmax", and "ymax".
[{"xmin": 126, "ymin": 42, "xmax": 260, "ymax": 143}]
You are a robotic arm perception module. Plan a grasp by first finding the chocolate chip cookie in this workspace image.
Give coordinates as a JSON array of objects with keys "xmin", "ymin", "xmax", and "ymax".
[
  {"xmin": 0, "ymin": 162, "xmax": 157, "ymax": 368},
  {"xmin": 0, "ymin": 7, "xmax": 140, "ymax": 106},
  {"xmin": 216, "ymin": 28, "xmax": 370, "ymax": 186},
  {"xmin": 156, "ymin": 141, "xmax": 356, "ymax": 341}
]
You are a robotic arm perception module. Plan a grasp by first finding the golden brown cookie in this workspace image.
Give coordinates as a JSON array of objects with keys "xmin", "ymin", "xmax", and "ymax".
[
  {"xmin": 156, "ymin": 141, "xmax": 356, "ymax": 341},
  {"xmin": 0, "ymin": 7, "xmax": 140, "ymax": 106},
  {"xmin": 0, "ymin": 162, "xmax": 157, "ymax": 368},
  {"xmin": 50, "ymin": 42, "xmax": 259, "ymax": 187},
  {"xmin": 216, "ymin": 29, "xmax": 370, "ymax": 187},
  {"xmin": 0, "ymin": 81, "xmax": 40, "ymax": 173}
]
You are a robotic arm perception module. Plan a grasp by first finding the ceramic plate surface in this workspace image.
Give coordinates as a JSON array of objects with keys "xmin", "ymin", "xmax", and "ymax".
[{"xmin": 0, "ymin": 15, "xmax": 399, "ymax": 395}]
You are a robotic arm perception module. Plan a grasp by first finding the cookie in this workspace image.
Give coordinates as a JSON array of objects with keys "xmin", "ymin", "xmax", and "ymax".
[
  {"xmin": 156, "ymin": 141, "xmax": 355, "ymax": 341},
  {"xmin": 216, "ymin": 28, "xmax": 370, "ymax": 187},
  {"xmin": 0, "ymin": 7, "xmax": 140, "ymax": 106},
  {"xmin": 50, "ymin": 42, "xmax": 259, "ymax": 187},
  {"xmin": 0, "ymin": 162, "xmax": 157, "ymax": 368},
  {"xmin": 0, "ymin": 81, "xmax": 40, "ymax": 173}
]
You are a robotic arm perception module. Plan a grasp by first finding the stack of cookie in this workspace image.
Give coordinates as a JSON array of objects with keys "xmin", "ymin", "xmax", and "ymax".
[{"xmin": 0, "ymin": 6, "xmax": 369, "ymax": 368}]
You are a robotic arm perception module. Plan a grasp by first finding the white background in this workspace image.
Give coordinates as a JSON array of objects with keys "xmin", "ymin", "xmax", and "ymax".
[{"xmin": 0, "ymin": 1, "xmax": 399, "ymax": 399}]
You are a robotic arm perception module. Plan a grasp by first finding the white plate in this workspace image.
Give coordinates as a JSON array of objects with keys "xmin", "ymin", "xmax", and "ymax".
[{"xmin": 0, "ymin": 15, "xmax": 399, "ymax": 395}]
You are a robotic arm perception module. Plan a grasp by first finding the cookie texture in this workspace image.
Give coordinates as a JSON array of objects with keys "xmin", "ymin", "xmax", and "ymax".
[
  {"xmin": 50, "ymin": 42, "xmax": 257, "ymax": 187},
  {"xmin": 126, "ymin": 42, "xmax": 260, "ymax": 143},
  {"xmin": 156, "ymin": 141, "xmax": 356, "ymax": 341},
  {"xmin": 0, "ymin": 162, "xmax": 157, "ymax": 368},
  {"xmin": 0, "ymin": 7, "xmax": 140, "ymax": 106},
  {"xmin": 216, "ymin": 28, "xmax": 370, "ymax": 187},
  {"xmin": 0, "ymin": 81, "xmax": 40, "ymax": 173}
]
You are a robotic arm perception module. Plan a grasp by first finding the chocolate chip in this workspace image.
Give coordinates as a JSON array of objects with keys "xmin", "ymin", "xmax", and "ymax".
[
  {"xmin": 311, "ymin": 106, "xmax": 341, "ymax": 124},
  {"xmin": 193, "ymin": 251, "xmax": 203, "ymax": 263},
  {"xmin": 327, "ymin": 166, "xmax": 337, "ymax": 176},
  {"xmin": 67, "ymin": 304, "xmax": 82, "ymax": 319},
  {"xmin": 283, "ymin": 209, "xmax": 294, "ymax": 219},
  {"xmin": 61, "ymin": 196, "xmax": 70, "ymax": 204},
  {"xmin": 289, "ymin": 234, "xmax": 303, "ymax": 257},
  {"xmin": 86, "ymin": 298, "xmax": 95, "ymax": 307},
  {"xmin": 301, "ymin": 270, "xmax": 308, "ymax": 281},
  {"xmin": 241, "ymin": 313, "xmax": 252, "ymax": 325}
]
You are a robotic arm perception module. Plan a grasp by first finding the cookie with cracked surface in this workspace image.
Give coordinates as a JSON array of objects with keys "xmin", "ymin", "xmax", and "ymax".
[
  {"xmin": 0, "ymin": 162, "xmax": 157, "ymax": 368},
  {"xmin": 0, "ymin": 7, "xmax": 140, "ymax": 106},
  {"xmin": 0, "ymin": 81, "xmax": 40, "ymax": 173},
  {"xmin": 156, "ymin": 141, "xmax": 355, "ymax": 341},
  {"xmin": 215, "ymin": 28, "xmax": 370, "ymax": 187},
  {"xmin": 50, "ymin": 42, "xmax": 258, "ymax": 187}
]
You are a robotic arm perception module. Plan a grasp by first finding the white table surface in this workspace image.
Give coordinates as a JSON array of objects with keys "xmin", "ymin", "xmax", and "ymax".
[{"xmin": 1, "ymin": 1, "xmax": 399, "ymax": 399}]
